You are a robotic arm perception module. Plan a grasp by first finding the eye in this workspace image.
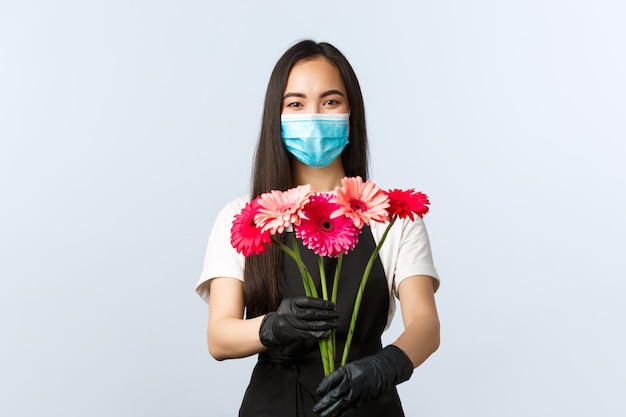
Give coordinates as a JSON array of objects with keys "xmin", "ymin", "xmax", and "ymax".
[
  {"xmin": 323, "ymin": 99, "xmax": 339, "ymax": 106},
  {"xmin": 285, "ymin": 101, "xmax": 302, "ymax": 108}
]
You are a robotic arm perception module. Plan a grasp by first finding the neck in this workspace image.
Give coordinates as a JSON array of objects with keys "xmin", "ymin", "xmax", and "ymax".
[{"xmin": 292, "ymin": 158, "xmax": 345, "ymax": 192}]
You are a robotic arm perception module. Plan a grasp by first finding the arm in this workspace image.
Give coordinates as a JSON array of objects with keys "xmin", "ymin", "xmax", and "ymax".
[
  {"xmin": 391, "ymin": 274, "xmax": 440, "ymax": 367},
  {"xmin": 206, "ymin": 276, "xmax": 340, "ymax": 361},
  {"xmin": 207, "ymin": 277, "xmax": 266, "ymax": 360}
]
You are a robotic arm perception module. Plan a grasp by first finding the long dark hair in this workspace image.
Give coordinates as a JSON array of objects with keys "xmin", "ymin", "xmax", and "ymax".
[{"xmin": 244, "ymin": 40, "xmax": 369, "ymax": 318}]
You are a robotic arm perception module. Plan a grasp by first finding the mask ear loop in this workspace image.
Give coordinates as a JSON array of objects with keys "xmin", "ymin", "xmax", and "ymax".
[{"xmin": 347, "ymin": 110, "xmax": 351, "ymax": 134}]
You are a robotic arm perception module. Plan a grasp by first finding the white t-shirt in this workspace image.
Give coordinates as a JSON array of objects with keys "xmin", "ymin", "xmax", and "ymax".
[{"xmin": 196, "ymin": 196, "xmax": 440, "ymax": 327}]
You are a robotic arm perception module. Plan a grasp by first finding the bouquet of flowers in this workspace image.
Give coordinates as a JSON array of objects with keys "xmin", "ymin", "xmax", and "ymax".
[{"xmin": 230, "ymin": 176, "xmax": 430, "ymax": 375}]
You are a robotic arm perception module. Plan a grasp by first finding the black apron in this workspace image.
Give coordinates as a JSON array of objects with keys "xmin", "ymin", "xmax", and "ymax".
[{"xmin": 239, "ymin": 227, "xmax": 405, "ymax": 416}]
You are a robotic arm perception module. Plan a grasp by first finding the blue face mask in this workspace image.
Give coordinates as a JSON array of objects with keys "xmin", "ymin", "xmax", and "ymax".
[{"xmin": 280, "ymin": 113, "xmax": 350, "ymax": 168}]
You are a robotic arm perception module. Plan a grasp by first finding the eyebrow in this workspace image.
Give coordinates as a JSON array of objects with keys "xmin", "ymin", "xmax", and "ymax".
[
  {"xmin": 282, "ymin": 90, "xmax": 345, "ymax": 100},
  {"xmin": 320, "ymin": 90, "xmax": 345, "ymax": 98}
]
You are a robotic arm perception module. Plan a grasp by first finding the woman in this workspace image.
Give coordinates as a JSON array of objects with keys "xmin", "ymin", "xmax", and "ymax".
[{"xmin": 196, "ymin": 40, "xmax": 440, "ymax": 417}]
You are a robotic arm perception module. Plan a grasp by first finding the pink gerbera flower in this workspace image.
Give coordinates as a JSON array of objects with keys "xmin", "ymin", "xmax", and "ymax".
[
  {"xmin": 384, "ymin": 189, "xmax": 430, "ymax": 220},
  {"xmin": 231, "ymin": 198, "xmax": 272, "ymax": 256},
  {"xmin": 330, "ymin": 176, "xmax": 390, "ymax": 228},
  {"xmin": 254, "ymin": 184, "xmax": 314, "ymax": 235},
  {"xmin": 295, "ymin": 193, "xmax": 361, "ymax": 257}
]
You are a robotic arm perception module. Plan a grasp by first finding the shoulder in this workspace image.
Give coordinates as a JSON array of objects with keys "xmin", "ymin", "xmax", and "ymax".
[
  {"xmin": 222, "ymin": 194, "xmax": 252, "ymax": 212},
  {"xmin": 370, "ymin": 215, "xmax": 427, "ymax": 241},
  {"xmin": 195, "ymin": 195, "xmax": 251, "ymax": 303},
  {"xmin": 215, "ymin": 195, "xmax": 252, "ymax": 221},
  {"xmin": 371, "ymin": 215, "xmax": 439, "ymax": 291}
]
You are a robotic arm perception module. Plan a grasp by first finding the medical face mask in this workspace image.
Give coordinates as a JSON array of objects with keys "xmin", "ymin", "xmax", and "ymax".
[{"xmin": 280, "ymin": 113, "xmax": 350, "ymax": 168}]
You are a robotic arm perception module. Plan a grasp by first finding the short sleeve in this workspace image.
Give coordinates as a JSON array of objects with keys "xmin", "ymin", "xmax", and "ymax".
[
  {"xmin": 374, "ymin": 216, "xmax": 440, "ymax": 298},
  {"xmin": 195, "ymin": 197, "xmax": 248, "ymax": 303},
  {"xmin": 392, "ymin": 217, "xmax": 440, "ymax": 294}
]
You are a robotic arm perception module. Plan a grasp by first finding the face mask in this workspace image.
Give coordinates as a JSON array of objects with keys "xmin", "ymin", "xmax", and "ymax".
[{"xmin": 281, "ymin": 113, "xmax": 350, "ymax": 168}]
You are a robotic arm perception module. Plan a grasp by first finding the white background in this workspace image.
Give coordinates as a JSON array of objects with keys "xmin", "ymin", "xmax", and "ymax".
[{"xmin": 1, "ymin": 1, "xmax": 625, "ymax": 416}]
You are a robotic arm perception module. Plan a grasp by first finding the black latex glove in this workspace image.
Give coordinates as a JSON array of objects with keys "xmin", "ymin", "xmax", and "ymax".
[
  {"xmin": 259, "ymin": 297, "xmax": 339, "ymax": 347},
  {"xmin": 313, "ymin": 345, "xmax": 414, "ymax": 417}
]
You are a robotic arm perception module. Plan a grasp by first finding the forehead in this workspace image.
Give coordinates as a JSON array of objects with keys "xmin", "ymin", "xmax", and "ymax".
[{"xmin": 284, "ymin": 57, "xmax": 346, "ymax": 92}]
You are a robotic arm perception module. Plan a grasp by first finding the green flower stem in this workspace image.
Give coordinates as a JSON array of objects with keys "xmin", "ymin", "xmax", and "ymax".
[
  {"xmin": 341, "ymin": 216, "xmax": 398, "ymax": 366},
  {"xmin": 318, "ymin": 256, "xmax": 329, "ymax": 301},
  {"xmin": 271, "ymin": 235, "xmax": 329, "ymax": 374},
  {"xmin": 329, "ymin": 252, "xmax": 343, "ymax": 369},
  {"xmin": 331, "ymin": 253, "xmax": 343, "ymax": 304},
  {"xmin": 273, "ymin": 238, "xmax": 313, "ymax": 297},
  {"xmin": 317, "ymin": 255, "xmax": 336, "ymax": 373},
  {"xmin": 292, "ymin": 237, "xmax": 319, "ymax": 298}
]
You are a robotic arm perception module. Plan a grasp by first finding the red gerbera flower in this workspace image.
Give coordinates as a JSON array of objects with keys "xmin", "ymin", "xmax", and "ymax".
[
  {"xmin": 330, "ymin": 176, "xmax": 390, "ymax": 228},
  {"xmin": 255, "ymin": 184, "xmax": 314, "ymax": 235},
  {"xmin": 231, "ymin": 198, "xmax": 272, "ymax": 256},
  {"xmin": 384, "ymin": 189, "xmax": 430, "ymax": 220},
  {"xmin": 295, "ymin": 193, "xmax": 361, "ymax": 257}
]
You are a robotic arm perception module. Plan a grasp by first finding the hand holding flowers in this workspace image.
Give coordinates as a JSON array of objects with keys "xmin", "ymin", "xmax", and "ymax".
[{"xmin": 230, "ymin": 176, "xmax": 430, "ymax": 375}]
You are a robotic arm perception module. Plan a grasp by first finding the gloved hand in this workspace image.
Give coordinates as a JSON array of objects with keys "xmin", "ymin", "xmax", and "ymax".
[
  {"xmin": 313, "ymin": 345, "xmax": 413, "ymax": 417},
  {"xmin": 259, "ymin": 297, "xmax": 339, "ymax": 347}
]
